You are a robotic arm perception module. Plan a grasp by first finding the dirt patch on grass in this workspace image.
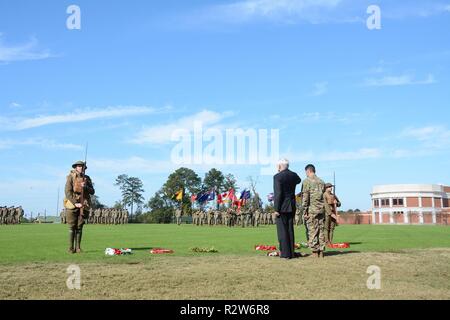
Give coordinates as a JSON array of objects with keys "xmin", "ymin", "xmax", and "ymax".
[{"xmin": 1, "ymin": 249, "xmax": 449, "ymax": 300}]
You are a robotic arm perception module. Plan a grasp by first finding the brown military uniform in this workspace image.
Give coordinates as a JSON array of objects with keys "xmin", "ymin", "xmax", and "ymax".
[
  {"xmin": 65, "ymin": 170, "xmax": 95, "ymax": 228},
  {"xmin": 64, "ymin": 164, "xmax": 95, "ymax": 253},
  {"xmin": 323, "ymin": 190, "xmax": 341, "ymax": 244}
]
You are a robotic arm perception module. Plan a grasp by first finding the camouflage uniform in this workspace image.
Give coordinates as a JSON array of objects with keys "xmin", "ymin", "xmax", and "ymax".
[
  {"xmin": 0, "ymin": 207, "xmax": 4, "ymax": 224},
  {"xmin": 60, "ymin": 210, "xmax": 67, "ymax": 224},
  {"xmin": 7, "ymin": 207, "xmax": 15, "ymax": 224},
  {"xmin": 213, "ymin": 210, "xmax": 220, "ymax": 225},
  {"xmin": 302, "ymin": 174, "xmax": 326, "ymax": 255},
  {"xmin": 253, "ymin": 209, "xmax": 260, "ymax": 227},
  {"xmin": 324, "ymin": 188, "xmax": 341, "ymax": 244},
  {"xmin": 175, "ymin": 208, "xmax": 182, "ymax": 225},
  {"xmin": 64, "ymin": 162, "xmax": 95, "ymax": 253}
]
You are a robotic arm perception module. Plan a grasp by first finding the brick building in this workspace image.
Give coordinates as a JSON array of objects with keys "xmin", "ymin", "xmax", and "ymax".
[{"xmin": 371, "ymin": 184, "xmax": 450, "ymax": 225}]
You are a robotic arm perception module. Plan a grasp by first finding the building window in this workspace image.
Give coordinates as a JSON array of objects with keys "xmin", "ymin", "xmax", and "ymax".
[
  {"xmin": 381, "ymin": 199, "xmax": 390, "ymax": 206},
  {"xmin": 374, "ymin": 199, "xmax": 380, "ymax": 207},
  {"xmin": 393, "ymin": 198, "xmax": 404, "ymax": 206}
]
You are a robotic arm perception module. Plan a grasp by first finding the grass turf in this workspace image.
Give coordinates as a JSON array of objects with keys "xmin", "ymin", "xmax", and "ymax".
[
  {"xmin": 1, "ymin": 224, "xmax": 449, "ymax": 299},
  {"xmin": 0, "ymin": 224, "xmax": 449, "ymax": 264}
]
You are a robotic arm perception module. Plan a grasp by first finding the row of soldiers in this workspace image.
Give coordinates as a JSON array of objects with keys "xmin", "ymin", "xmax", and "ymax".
[
  {"xmin": 0, "ymin": 206, "xmax": 24, "ymax": 225},
  {"xmin": 177, "ymin": 207, "xmax": 303, "ymax": 228},
  {"xmin": 60, "ymin": 208, "xmax": 129, "ymax": 225}
]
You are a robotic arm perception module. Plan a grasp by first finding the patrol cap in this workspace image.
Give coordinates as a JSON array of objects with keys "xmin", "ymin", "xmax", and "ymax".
[{"xmin": 72, "ymin": 161, "xmax": 87, "ymax": 169}]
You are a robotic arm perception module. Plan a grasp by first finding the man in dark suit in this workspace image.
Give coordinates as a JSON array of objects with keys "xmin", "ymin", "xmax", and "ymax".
[{"xmin": 273, "ymin": 159, "xmax": 302, "ymax": 259}]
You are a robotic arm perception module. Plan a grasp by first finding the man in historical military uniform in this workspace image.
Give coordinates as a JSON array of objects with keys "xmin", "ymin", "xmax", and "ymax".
[
  {"xmin": 323, "ymin": 183, "xmax": 341, "ymax": 245},
  {"xmin": 64, "ymin": 160, "xmax": 95, "ymax": 254},
  {"xmin": 302, "ymin": 164, "xmax": 326, "ymax": 258}
]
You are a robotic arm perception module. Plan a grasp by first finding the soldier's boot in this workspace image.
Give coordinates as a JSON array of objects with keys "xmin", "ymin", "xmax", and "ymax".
[
  {"xmin": 311, "ymin": 252, "xmax": 319, "ymax": 258},
  {"xmin": 68, "ymin": 228, "xmax": 75, "ymax": 254},
  {"xmin": 75, "ymin": 229, "xmax": 83, "ymax": 253},
  {"xmin": 319, "ymin": 251, "xmax": 324, "ymax": 259}
]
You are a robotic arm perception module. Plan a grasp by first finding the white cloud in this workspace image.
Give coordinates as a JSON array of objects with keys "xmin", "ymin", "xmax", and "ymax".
[
  {"xmin": 402, "ymin": 126, "xmax": 450, "ymax": 149},
  {"xmin": 3, "ymin": 106, "xmax": 169, "ymax": 131},
  {"xmin": 9, "ymin": 102, "xmax": 21, "ymax": 108},
  {"xmin": 363, "ymin": 74, "xmax": 436, "ymax": 87},
  {"xmin": 89, "ymin": 156, "xmax": 176, "ymax": 174},
  {"xmin": 191, "ymin": 0, "xmax": 350, "ymax": 25},
  {"xmin": 0, "ymin": 138, "xmax": 83, "ymax": 151},
  {"xmin": 287, "ymin": 148, "xmax": 382, "ymax": 162},
  {"xmin": 182, "ymin": 0, "xmax": 450, "ymax": 27},
  {"xmin": 312, "ymin": 82, "xmax": 328, "ymax": 96},
  {"xmin": 131, "ymin": 109, "xmax": 234, "ymax": 145},
  {"xmin": 270, "ymin": 111, "xmax": 374, "ymax": 124},
  {"xmin": 0, "ymin": 35, "xmax": 53, "ymax": 63}
]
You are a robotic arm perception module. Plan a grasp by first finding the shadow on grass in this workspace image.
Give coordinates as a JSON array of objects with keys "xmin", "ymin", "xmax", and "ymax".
[
  {"xmin": 324, "ymin": 250, "xmax": 361, "ymax": 257},
  {"xmin": 129, "ymin": 247, "xmax": 155, "ymax": 251}
]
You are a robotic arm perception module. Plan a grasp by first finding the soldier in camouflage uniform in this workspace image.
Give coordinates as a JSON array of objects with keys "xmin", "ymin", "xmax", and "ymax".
[
  {"xmin": 60, "ymin": 210, "xmax": 67, "ymax": 224},
  {"xmin": 64, "ymin": 161, "xmax": 95, "ymax": 254},
  {"xmin": 302, "ymin": 164, "xmax": 326, "ymax": 258},
  {"xmin": 213, "ymin": 209, "xmax": 221, "ymax": 225},
  {"xmin": 175, "ymin": 208, "xmax": 182, "ymax": 226},
  {"xmin": 7, "ymin": 207, "xmax": 15, "ymax": 224},
  {"xmin": 253, "ymin": 209, "xmax": 260, "ymax": 227},
  {"xmin": 123, "ymin": 209, "xmax": 129, "ymax": 224},
  {"xmin": 323, "ymin": 183, "xmax": 341, "ymax": 245},
  {"xmin": 206, "ymin": 208, "xmax": 212, "ymax": 226},
  {"xmin": 0, "ymin": 206, "xmax": 4, "ymax": 224},
  {"xmin": 192, "ymin": 210, "xmax": 198, "ymax": 226}
]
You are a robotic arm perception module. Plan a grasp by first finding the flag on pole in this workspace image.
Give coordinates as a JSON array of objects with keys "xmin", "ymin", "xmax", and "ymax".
[
  {"xmin": 240, "ymin": 189, "xmax": 251, "ymax": 200},
  {"xmin": 217, "ymin": 193, "xmax": 223, "ymax": 204},
  {"xmin": 197, "ymin": 192, "xmax": 209, "ymax": 203},
  {"xmin": 175, "ymin": 189, "xmax": 183, "ymax": 201},
  {"xmin": 207, "ymin": 190, "xmax": 215, "ymax": 201}
]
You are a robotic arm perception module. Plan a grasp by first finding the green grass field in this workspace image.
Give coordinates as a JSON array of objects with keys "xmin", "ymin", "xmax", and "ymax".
[{"xmin": 1, "ymin": 224, "xmax": 449, "ymax": 300}]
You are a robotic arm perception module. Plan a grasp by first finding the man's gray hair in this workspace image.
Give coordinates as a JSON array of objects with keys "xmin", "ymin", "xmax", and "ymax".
[{"xmin": 278, "ymin": 158, "xmax": 290, "ymax": 170}]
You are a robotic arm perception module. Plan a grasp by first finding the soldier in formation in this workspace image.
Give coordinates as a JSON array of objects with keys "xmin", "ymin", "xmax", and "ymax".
[
  {"xmin": 60, "ymin": 207, "xmax": 129, "ymax": 225},
  {"xmin": 189, "ymin": 205, "xmax": 278, "ymax": 228},
  {"xmin": 175, "ymin": 208, "xmax": 182, "ymax": 226},
  {"xmin": 0, "ymin": 206, "xmax": 24, "ymax": 225}
]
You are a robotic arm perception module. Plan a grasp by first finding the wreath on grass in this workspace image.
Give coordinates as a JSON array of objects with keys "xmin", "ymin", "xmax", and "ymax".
[{"xmin": 190, "ymin": 247, "xmax": 219, "ymax": 253}]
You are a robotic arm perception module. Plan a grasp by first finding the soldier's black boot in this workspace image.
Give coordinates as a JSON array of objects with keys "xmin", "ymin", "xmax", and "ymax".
[
  {"xmin": 75, "ymin": 228, "xmax": 83, "ymax": 253},
  {"xmin": 68, "ymin": 228, "xmax": 75, "ymax": 254}
]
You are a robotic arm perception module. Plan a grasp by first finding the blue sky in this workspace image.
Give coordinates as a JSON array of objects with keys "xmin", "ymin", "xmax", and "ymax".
[{"xmin": 1, "ymin": 0, "xmax": 450, "ymax": 216}]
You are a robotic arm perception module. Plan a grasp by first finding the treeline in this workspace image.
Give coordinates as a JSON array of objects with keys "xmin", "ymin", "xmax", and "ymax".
[{"xmin": 107, "ymin": 167, "xmax": 256, "ymax": 224}]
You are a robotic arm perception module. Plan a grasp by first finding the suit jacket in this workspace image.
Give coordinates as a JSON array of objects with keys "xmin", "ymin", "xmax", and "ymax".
[{"xmin": 273, "ymin": 169, "xmax": 302, "ymax": 214}]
